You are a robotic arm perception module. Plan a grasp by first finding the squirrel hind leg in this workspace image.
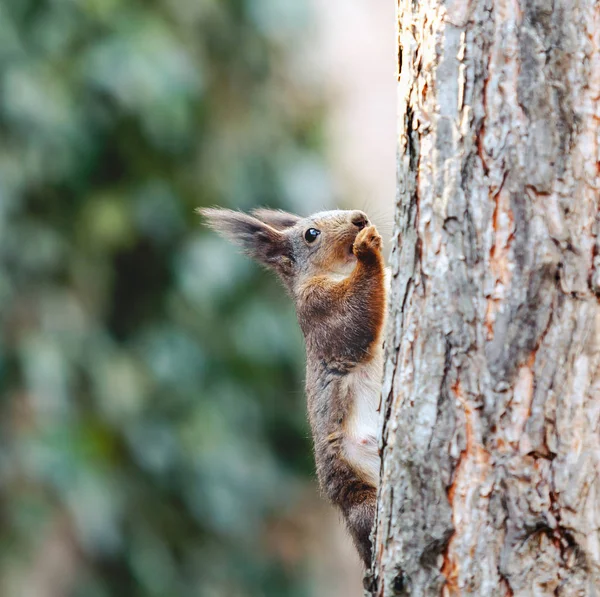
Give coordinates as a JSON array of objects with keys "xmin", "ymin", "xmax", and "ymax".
[{"xmin": 345, "ymin": 492, "xmax": 376, "ymax": 568}]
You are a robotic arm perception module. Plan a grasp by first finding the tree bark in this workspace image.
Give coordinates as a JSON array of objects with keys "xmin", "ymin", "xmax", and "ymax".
[{"xmin": 371, "ymin": 1, "xmax": 600, "ymax": 595}]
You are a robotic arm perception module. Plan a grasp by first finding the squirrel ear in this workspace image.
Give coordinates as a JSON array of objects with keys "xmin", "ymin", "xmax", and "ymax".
[
  {"xmin": 251, "ymin": 208, "xmax": 301, "ymax": 230},
  {"xmin": 198, "ymin": 208, "xmax": 290, "ymax": 270}
]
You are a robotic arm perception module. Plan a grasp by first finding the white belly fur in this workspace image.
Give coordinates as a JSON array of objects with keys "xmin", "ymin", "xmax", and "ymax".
[{"xmin": 342, "ymin": 351, "xmax": 384, "ymax": 487}]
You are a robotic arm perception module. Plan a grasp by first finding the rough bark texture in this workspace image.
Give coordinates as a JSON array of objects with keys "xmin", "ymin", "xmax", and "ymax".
[{"xmin": 371, "ymin": 1, "xmax": 600, "ymax": 595}]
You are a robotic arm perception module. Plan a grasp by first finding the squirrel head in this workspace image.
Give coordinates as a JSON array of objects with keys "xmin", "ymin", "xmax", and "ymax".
[{"xmin": 199, "ymin": 207, "xmax": 371, "ymax": 292}]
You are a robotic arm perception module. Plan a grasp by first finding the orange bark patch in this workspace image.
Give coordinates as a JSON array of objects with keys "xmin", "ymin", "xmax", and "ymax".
[
  {"xmin": 512, "ymin": 352, "xmax": 536, "ymax": 449},
  {"xmin": 486, "ymin": 182, "xmax": 514, "ymax": 340},
  {"xmin": 442, "ymin": 381, "xmax": 491, "ymax": 595}
]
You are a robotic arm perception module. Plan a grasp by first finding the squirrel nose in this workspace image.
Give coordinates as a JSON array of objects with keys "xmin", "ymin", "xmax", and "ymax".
[{"xmin": 351, "ymin": 211, "xmax": 369, "ymax": 230}]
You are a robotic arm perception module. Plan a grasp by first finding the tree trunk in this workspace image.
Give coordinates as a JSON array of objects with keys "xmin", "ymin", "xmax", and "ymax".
[{"xmin": 371, "ymin": 1, "xmax": 600, "ymax": 596}]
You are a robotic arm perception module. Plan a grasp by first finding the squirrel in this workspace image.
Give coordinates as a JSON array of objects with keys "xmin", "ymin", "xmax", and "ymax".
[{"xmin": 199, "ymin": 207, "xmax": 387, "ymax": 567}]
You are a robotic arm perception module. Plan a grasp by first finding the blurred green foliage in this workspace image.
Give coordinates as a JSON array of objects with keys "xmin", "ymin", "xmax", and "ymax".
[{"xmin": 0, "ymin": 0, "xmax": 333, "ymax": 595}]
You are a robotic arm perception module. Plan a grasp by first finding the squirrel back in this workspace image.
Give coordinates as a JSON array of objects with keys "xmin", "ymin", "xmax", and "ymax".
[{"xmin": 200, "ymin": 207, "xmax": 387, "ymax": 566}]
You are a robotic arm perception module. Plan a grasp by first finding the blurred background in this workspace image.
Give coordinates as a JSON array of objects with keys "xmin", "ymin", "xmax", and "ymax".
[{"xmin": 0, "ymin": 1, "xmax": 394, "ymax": 596}]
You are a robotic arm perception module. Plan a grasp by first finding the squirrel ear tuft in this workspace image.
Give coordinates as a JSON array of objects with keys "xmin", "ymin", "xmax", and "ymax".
[
  {"xmin": 251, "ymin": 208, "xmax": 301, "ymax": 230},
  {"xmin": 198, "ymin": 208, "xmax": 290, "ymax": 270}
]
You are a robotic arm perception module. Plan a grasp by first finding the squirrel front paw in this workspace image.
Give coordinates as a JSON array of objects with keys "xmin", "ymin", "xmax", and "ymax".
[{"xmin": 353, "ymin": 225, "xmax": 382, "ymax": 261}]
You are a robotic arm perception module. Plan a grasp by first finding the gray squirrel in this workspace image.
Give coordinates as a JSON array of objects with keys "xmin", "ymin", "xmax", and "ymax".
[{"xmin": 200, "ymin": 207, "xmax": 386, "ymax": 566}]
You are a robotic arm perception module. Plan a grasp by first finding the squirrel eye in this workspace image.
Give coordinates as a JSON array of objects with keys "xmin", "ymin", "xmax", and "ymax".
[{"xmin": 304, "ymin": 228, "xmax": 321, "ymax": 243}]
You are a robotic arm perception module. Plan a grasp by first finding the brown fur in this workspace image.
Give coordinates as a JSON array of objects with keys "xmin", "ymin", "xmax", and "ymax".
[{"xmin": 199, "ymin": 207, "xmax": 386, "ymax": 566}]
